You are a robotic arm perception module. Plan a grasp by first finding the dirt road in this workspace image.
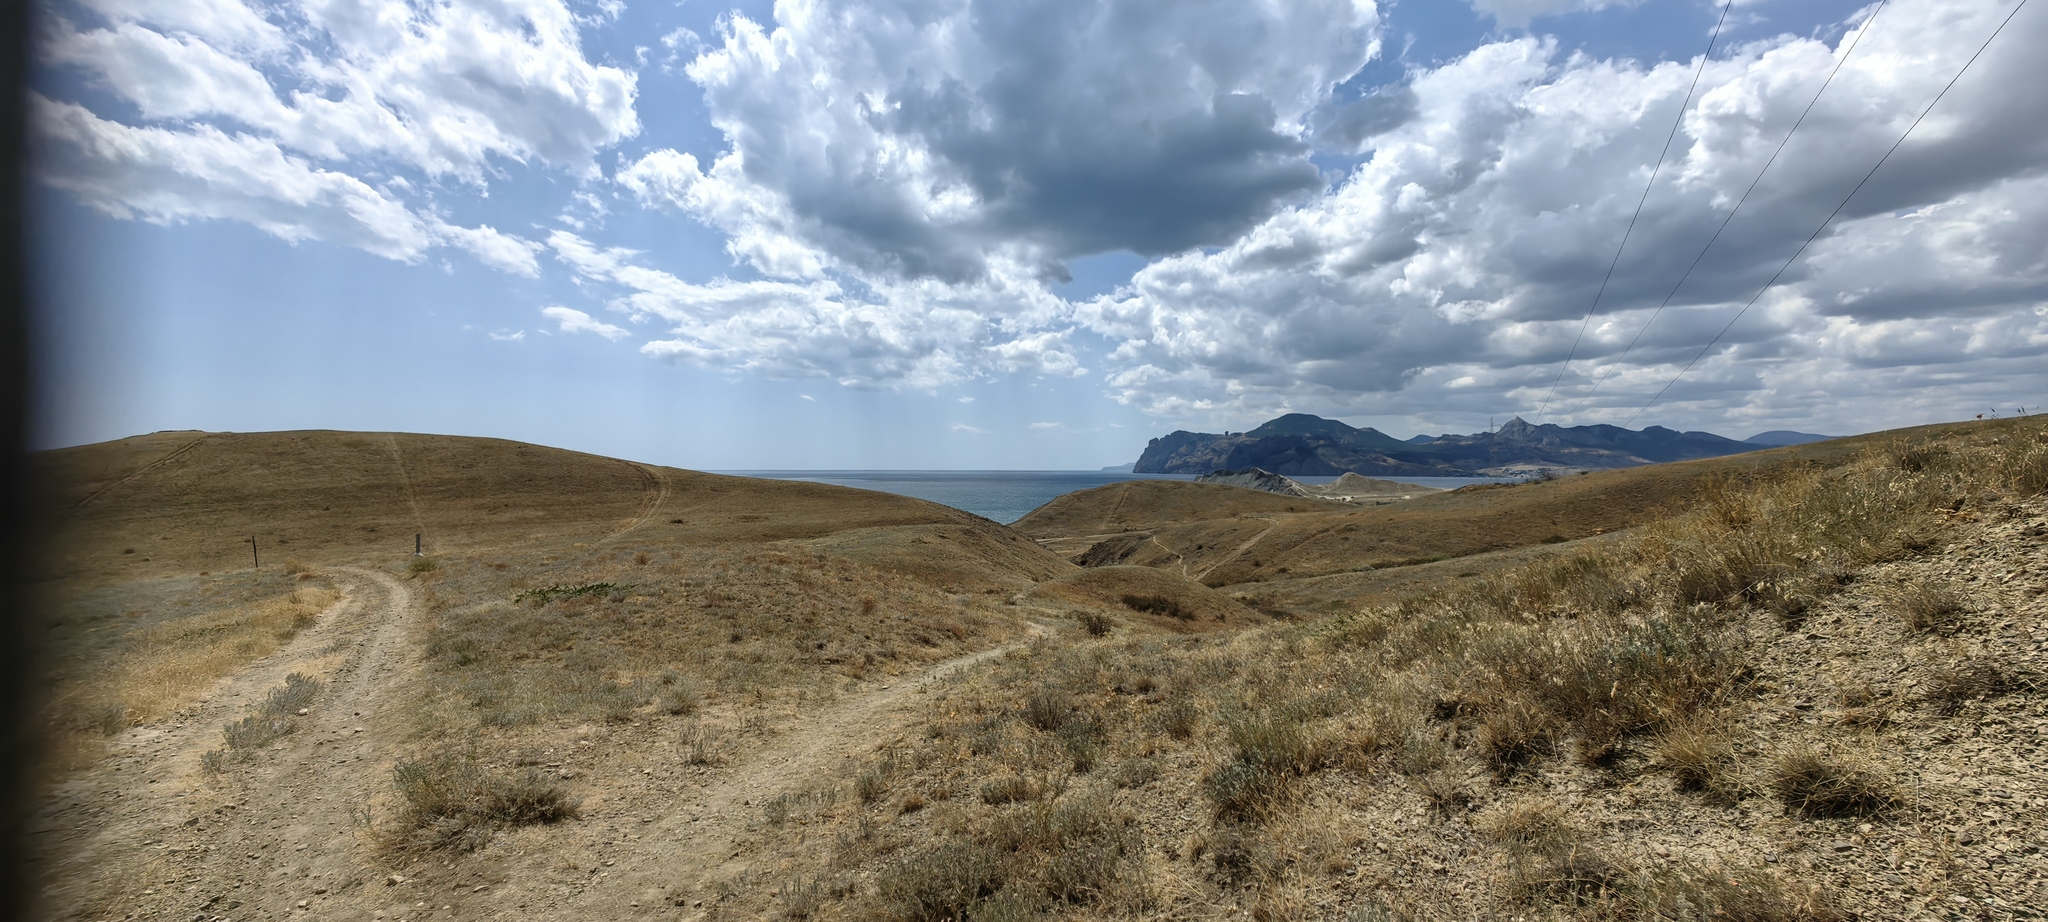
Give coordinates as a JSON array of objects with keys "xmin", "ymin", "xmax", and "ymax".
[
  {"xmin": 441, "ymin": 622, "xmax": 1050, "ymax": 920},
  {"xmin": 34, "ymin": 569, "xmax": 1045, "ymax": 921},
  {"xmin": 32, "ymin": 567, "xmax": 421, "ymax": 922}
]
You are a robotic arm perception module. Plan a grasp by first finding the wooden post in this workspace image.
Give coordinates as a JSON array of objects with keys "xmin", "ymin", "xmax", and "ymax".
[
  {"xmin": 415, "ymin": 533, "xmax": 422, "ymax": 557},
  {"xmin": 249, "ymin": 535, "xmax": 259, "ymax": 568}
]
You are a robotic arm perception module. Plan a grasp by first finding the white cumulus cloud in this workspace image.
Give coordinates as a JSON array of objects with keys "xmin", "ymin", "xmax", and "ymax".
[
  {"xmin": 35, "ymin": 0, "xmax": 635, "ymax": 271},
  {"xmin": 541, "ymin": 305, "xmax": 630, "ymax": 340}
]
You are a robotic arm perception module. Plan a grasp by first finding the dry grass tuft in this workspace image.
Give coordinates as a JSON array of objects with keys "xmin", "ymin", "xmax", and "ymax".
[
  {"xmin": 1770, "ymin": 746, "xmax": 1894, "ymax": 818},
  {"xmin": 1476, "ymin": 698, "xmax": 1558, "ymax": 778},
  {"xmin": 1924, "ymin": 657, "xmax": 2026, "ymax": 715},
  {"xmin": 389, "ymin": 749, "xmax": 580, "ymax": 852},
  {"xmin": 1634, "ymin": 866, "xmax": 1845, "ymax": 922},
  {"xmin": 1508, "ymin": 846, "xmax": 1626, "ymax": 908},
  {"xmin": 1886, "ymin": 579, "xmax": 1968, "ymax": 634},
  {"xmin": 1653, "ymin": 721, "xmax": 1741, "ymax": 797},
  {"xmin": 1481, "ymin": 798, "xmax": 1576, "ymax": 855}
]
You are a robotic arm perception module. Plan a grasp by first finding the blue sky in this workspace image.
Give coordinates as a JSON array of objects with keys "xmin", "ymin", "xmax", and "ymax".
[{"xmin": 29, "ymin": 0, "xmax": 2048, "ymax": 469}]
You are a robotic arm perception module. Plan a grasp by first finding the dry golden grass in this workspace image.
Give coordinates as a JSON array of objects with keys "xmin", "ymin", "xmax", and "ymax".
[
  {"xmin": 104, "ymin": 586, "xmax": 340, "ymax": 720},
  {"xmin": 1023, "ymin": 416, "xmax": 2039, "ymax": 593},
  {"xmin": 40, "ymin": 582, "xmax": 339, "ymax": 773},
  {"xmin": 718, "ymin": 417, "xmax": 2048, "ymax": 920},
  {"xmin": 34, "ymin": 418, "xmax": 2048, "ymax": 920}
]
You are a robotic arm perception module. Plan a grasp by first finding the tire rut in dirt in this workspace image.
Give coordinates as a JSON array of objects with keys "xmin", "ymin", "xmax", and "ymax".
[{"xmin": 31, "ymin": 568, "xmax": 420, "ymax": 922}]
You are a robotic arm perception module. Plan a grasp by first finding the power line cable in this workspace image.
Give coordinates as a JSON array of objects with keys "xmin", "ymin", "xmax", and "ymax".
[
  {"xmin": 1623, "ymin": 0, "xmax": 2033, "ymax": 427},
  {"xmin": 1534, "ymin": 0, "xmax": 1734, "ymax": 420},
  {"xmin": 1566, "ymin": 0, "xmax": 1889, "ymax": 418}
]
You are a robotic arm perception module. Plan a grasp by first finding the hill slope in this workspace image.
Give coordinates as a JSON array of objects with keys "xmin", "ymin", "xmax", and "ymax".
[
  {"xmin": 42, "ymin": 429, "xmax": 1069, "ymax": 587},
  {"xmin": 1048, "ymin": 418, "xmax": 2014, "ymax": 591}
]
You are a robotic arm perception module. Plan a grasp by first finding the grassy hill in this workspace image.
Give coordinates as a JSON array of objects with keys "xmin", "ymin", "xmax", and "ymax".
[
  {"xmin": 42, "ymin": 429, "xmax": 1065, "ymax": 583},
  {"xmin": 1020, "ymin": 419, "xmax": 2015, "ymax": 596},
  {"xmin": 30, "ymin": 418, "xmax": 2048, "ymax": 922},
  {"xmin": 736, "ymin": 415, "xmax": 2048, "ymax": 921}
]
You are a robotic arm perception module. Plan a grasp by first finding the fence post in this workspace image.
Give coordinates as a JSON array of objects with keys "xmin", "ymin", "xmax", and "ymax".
[{"xmin": 249, "ymin": 535, "xmax": 258, "ymax": 569}]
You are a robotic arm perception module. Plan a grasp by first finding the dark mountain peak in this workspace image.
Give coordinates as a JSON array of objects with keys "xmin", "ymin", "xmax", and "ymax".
[
  {"xmin": 1248, "ymin": 413, "xmax": 1359, "ymax": 439},
  {"xmin": 1134, "ymin": 412, "xmax": 1760, "ymax": 476}
]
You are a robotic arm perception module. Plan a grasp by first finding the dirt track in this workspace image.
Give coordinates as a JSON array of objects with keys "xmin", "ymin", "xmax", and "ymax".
[
  {"xmin": 34, "ymin": 568, "xmax": 1045, "ymax": 922},
  {"xmin": 33, "ymin": 567, "xmax": 422, "ymax": 921}
]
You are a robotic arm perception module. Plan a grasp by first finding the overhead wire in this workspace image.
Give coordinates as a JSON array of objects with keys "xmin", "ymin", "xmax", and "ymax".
[
  {"xmin": 1533, "ymin": 0, "xmax": 1734, "ymax": 420},
  {"xmin": 1623, "ymin": 0, "xmax": 2034, "ymax": 427},
  {"xmin": 1564, "ymin": 0, "xmax": 1890, "ymax": 418}
]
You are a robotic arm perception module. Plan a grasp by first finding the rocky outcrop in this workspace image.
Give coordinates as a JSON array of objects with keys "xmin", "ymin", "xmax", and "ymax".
[{"xmin": 1193, "ymin": 468, "xmax": 1312, "ymax": 497}]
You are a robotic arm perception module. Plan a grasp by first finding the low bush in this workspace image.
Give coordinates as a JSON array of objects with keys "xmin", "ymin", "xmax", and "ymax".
[
  {"xmin": 1120, "ymin": 594, "xmax": 1191, "ymax": 621},
  {"xmin": 203, "ymin": 673, "xmax": 324, "ymax": 769},
  {"xmin": 390, "ymin": 749, "xmax": 579, "ymax": 852},
  {"xmin": 512, "ymin": 581, "xmax": 631, "ymax": 605},
  {"xmin": 1887, "ymin": 579, "xmax": 1968, "ymax": 634},
  {"xmin": 263, "ymin": 672, "xmax": 321, "ymax": 716},
  {"xmin": 1021, "ymin": 687, "xmax": 1071, "ymax": 732},
  {"xmin": 776, "ymin": 874, "xmax": 826, "ymax": 920},
  {"xmin": 873, "ymin": 841, "xmax": 1006, "ymax": 922},
  {"xmin": 1074, "ymin": 610, "xmax": 1116, "ymax": 636}
]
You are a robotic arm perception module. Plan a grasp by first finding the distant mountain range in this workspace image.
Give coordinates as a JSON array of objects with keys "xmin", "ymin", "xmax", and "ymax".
[{"xmin": 1132, "ymin": 413, "xmax": 1833, "ymax": 476}]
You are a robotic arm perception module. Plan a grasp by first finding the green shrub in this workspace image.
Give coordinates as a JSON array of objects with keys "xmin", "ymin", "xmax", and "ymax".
[
  {"xmin": 513, "ymin": 581, "xmax": 632, "ymax": 604},
  {"xmin": 1120, "ymin": 594, "xmax": 1191, "ymax": 620}
]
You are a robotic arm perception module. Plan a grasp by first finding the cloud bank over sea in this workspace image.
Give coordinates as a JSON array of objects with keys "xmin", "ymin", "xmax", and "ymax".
[{"xmin": 32, "ymin": 0, "xmax": 2048, "ymax": 439}]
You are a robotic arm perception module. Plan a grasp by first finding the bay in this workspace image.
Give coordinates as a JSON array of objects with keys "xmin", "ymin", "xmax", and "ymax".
[{"xmin": 718, "ymin": 470, "xmax": 1518, "ymax": 525}]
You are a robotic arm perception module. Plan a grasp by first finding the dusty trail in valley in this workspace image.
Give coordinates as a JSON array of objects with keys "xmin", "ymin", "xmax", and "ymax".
[
  {"xmin": 35, "ymin": 565, "xmax": 1049, "ymax": 921},
  {"xmin": 32, "ymin": 567, "xmax": 423, "ymax": 922},
  {"xmin": 447, "ymin": 621, "xmax": 1054, "ymax": 920},
  {"xmin": 598, "ymin": 463, "xmax": 673, "ymax": 546},
  {"xmin": 1193, "ymin": 519, "xmax": 1277, "ymax": 581}
]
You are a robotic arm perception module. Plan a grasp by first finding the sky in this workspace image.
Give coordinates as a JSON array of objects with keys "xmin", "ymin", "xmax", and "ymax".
[{"xmin": 26, "ymin": 0, "xmax": 2048, "ymax": 469}]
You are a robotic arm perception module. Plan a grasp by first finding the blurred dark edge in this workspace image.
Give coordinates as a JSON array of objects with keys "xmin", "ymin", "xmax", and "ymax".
[{"xmin": 2, "ymin": 0, "xmax": 39, "ymax": 916}]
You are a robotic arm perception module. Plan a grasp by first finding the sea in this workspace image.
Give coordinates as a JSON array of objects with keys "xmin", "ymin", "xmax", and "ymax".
[{"xmin": 716, "ymin": 470, "xmax": 1518, "ymax": 525}]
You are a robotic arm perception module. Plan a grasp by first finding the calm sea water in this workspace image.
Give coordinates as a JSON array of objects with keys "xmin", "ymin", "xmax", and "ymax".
[{"xmin": 718, "ymin": 471, "xmax": 1516, "ymax": 524}]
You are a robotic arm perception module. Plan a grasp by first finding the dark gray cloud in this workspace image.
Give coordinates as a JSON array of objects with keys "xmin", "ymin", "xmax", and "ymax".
[
  {"xmin": 1078, "ymin": 2, "xmax": 2048, "ymax": 429},
  {"xmin": 624, "ymin": 0, "xmax": 1381, "ymax": 283}
]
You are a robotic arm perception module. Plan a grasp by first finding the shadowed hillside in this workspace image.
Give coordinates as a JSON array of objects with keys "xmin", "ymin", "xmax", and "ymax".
[
  {"xmin": 42, "ymin": 430, "xmax": 1069, "ymax": 587},
  {"xmin": 1025, "ymin": 418, "xmax": 2012, "ymax": 591}
]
